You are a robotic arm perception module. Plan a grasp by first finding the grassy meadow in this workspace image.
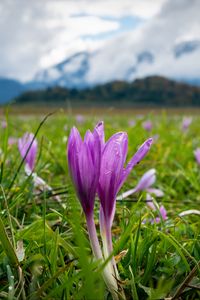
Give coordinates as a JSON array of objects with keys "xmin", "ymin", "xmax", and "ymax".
[{"xmin": 0, "ymin": 109, "xmax": 200, "ymax": 299}]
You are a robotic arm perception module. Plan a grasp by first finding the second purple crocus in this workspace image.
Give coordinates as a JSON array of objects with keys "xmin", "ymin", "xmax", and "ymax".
[
  {"xmin": 98, "ymin": 135, "xmax": 152, "ymax": 230},
  {"xmin": 97, "ymin": 127, "xmax": 152, "ymax": 283}
]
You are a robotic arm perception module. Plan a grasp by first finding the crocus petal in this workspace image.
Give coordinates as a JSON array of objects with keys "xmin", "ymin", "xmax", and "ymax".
[
  {"xmin": 84, "ymin": 130, "xmax": 95, "ymax": 160},
  {"xmin": 18, "ymin": 133, "xmax": 37, "ymax": 171},
  {"xmin": 147, "ymin": 199, "xmax": 156, "ymax": 210},
  {"xmin": 146, "ymin": 188, "xmax": 164, "ymax": 197},
  {"xmin": 116, "ymin": 187, "xmax": 137, "ymax": 200},
  {"xmin": 147, "ymin": 202, "xmax": 167, "ymax": 222},
  {"xmin": 134, "ymin": 168, "xmax": 156, "ymax": 192},
  {"xmin": 120, "ymin": 138, "xmax": 153, "ymax": 187},
  {"xmin": 98, "ymin": 132, "xmax": 128, "ymax": 220},
  {"xmin": 159, "ymin": 205, "xmax": 167, "ymax": 220},
  {"xmin": 95, "ymin": 121, "xmax": 105, "ymax": 151},
  {"xmin": 68, "ymin": 127, "xmax": 82, "ymax": 191},
  {"xmin": 68, "ymin": 126, "xmax": 101, "ymax": 215}
]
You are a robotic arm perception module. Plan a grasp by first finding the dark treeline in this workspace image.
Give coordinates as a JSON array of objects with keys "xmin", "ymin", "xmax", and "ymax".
[{"xmin": 14, "ymin": 76, "xmax": 200, "ymax": 106}]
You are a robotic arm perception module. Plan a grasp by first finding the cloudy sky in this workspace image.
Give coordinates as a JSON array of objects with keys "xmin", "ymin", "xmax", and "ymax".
[{"xmin": 0, "ymin": 0, "xmax": 200, "ymax": 82}]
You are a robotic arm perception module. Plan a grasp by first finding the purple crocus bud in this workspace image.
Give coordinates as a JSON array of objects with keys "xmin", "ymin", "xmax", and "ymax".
[
  {"xmin": 181, "ymin": 117, "xmax": 192, "ymax": 132},
  {"xmin": 142, "ymin": 120, "xmax": 152, "ymax": 132},
  {"xmin": 194, "ymin": 148, "xmax": 200, "ymax": 165},
  {"xmin": 95, "ymin": 121, "xmax": 105, "ymax": 151},
  {"xmin": 68, "ymin": 126, "xmax": 101, "ymax": 216},
  {"xmin": 155, "ymin": 205, "xmax": 168, "ymax": 223},
  {"xmin": 147, "ymin": 201, "xmax": 167, "ymax": 223},
  {"xmin": 18, "ymin": 133, "xmax": 37, "ymax": 172}
]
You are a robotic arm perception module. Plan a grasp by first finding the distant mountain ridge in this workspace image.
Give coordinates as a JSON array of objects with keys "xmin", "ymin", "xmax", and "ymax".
[
  {"xmin": 14, "ymin": 76, "xmax": 200, "ymax": 107},
  {"xmin": 1, "ymin": 39, "xmax": 200, "ymax": 104},
  {"xmin": 0, "ymin": 78, "xmax": 24, "ymax": 103}
]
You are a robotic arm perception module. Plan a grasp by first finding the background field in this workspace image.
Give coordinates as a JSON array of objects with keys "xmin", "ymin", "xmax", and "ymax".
[{"xmin": 0, "ymin": 110, "xmax": 200, "ymax": 299}]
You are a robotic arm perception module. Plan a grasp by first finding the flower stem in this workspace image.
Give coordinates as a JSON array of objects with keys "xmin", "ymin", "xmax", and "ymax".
[
  {"xmin": 86, "ymin": 212, "xmax": 119, "ymax": 300},
  {"xmin": 86, "ymin": 213, "xmax": 103, "ymax": 260},
  {"xmin": 105, "ymin": 223, "xmax": 119, "ymax": 280}
]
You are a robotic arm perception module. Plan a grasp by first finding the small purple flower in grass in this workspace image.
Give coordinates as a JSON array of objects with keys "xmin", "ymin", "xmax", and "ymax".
[
  {"xmin": 181, "ymin": 117, "xmax": 192, "ymax": 132},
  {"xmin": 75, "ymin": 114, "xmax": 85, "ymax": 124},
  {"xmin": 117, "ymin": 168, "xmax": 166, "ymax": 224},
  {"xmin": 18, "ymin": 133, "xmax": 37, "ymax": 172},
  {"xmin": 128, "ymin": 120, "xmax": 136, "ymax": 127},
  {"xmin": 194, "ymin": 148, "xmax": 200, "ymax": 165},
  {"xmin": 19, "ymin": 133, "xmax": 62, "ymax": 205},
  {"xmin": 142, "ymin": 120, "xmax": 152, "ymax": 132},
  {"xmin": 118, "ymin": 168, "xmax": 163, "ymax": 200},
  {"xmin": 147, "ymin": 200, "xmax": 167, "ymax": 223}
]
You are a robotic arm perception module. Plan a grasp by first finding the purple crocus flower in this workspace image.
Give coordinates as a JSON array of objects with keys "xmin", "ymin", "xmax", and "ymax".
[
  {"xmin": 68, "ymin": 122, "xmax": 121, "ymax": 299},
  {"xmin": 118, "ymin": 168, "xmax": 164, "ymax": 199},
  {"xmin": 18, "ymin": 133, "xmax": 37, "ymax": 172},
  {"xmin": 194, "ymin": 148, "xmax": 200, "ymax": 165},
  {"xmin": 98, "ymin": 135, "xmax": 152, "ymax": 229},
  {"xmin": 67, "ymin": 125, "xmax": 102, "ymax": 259},
  {"xmin": 181, "ymin": 117, "xmax": 192, "ymax": 132},
  {"xmin": 148, "ymin": 202, "xmax": 167, "ymax": 223},
  {"xmin": 142, "ymin": 120, "xmax": 152, "ymax": 132},
  {"xmin": 97, "ymin": 130, "xmax": 152, "ymax": 283},
  {"xmin": 18, "ymin": 133, "xmax": 62, "ymax": 205},
  {"xmin": 117, "ymin": 168, "xmax": 166, "ymax": 224}
]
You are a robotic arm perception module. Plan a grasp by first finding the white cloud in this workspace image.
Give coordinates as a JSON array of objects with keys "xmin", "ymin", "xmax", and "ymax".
[
  {"xmin": 0, "ymin": 0, "xmax": 199, "ymax": 83},
  {"xmin": 86, "ymin": 0, "xmax": 200, "ymax": 83},
  {"xmin": 0, "ymin": 0, "xmax": 165, "ymax": 81}
]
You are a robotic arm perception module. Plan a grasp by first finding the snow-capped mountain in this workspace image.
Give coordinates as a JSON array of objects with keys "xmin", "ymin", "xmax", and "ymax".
[
  {"xmin": 33, "ymin": 37, "xmax": 200, "ymax": 89},
  {"xmin": 34, "ymin": 52, "xmax": 90, "ymax": 89}
]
